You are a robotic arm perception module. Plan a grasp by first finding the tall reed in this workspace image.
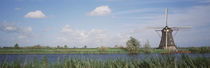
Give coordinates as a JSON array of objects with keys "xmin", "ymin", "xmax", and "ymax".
[{"xmin": 0, "ymin": 54, "xmax": 209, "ymax": 68}]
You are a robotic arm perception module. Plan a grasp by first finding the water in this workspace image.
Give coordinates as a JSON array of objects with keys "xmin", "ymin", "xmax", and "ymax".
[{"xmin": 0, "ymin": 53, "xmax": 210, "ymax": 64}]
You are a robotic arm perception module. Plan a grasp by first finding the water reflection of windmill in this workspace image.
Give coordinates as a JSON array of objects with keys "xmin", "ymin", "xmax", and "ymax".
[{"xmin": 150, "ymin": 8, "xmax": 191, "ymax": 50}]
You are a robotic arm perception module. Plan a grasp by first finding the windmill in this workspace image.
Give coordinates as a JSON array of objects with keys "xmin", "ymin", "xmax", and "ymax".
[{"xmin": 149, "ymin": 8, "xmax": 191, "ymax": 50}]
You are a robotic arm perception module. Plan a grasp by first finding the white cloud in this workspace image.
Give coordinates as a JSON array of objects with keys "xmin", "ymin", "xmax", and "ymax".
[
  {"xmin": 24, "ymin": 10, "xmax": 46, "ymax": 18},
  {"xmin": 21, "ymin": 27, "xmax": 33, "ymax": 35},
  {"xmin": 55, "ymin": 24, "xmax": 134, "ymax": 48},
  {"xmin": 26, "ymin": 27, "xmax": 32, "ymax": 32},
  {"xmin": 0, "ymin": 22, "xmax": 18, "ymax": 32},
  {"xmin": 61, "ymin": 25, "xmax": 72, "ymax": 32},
  {"xmin": 4, "ymin": 26, "xmax": 17, "ymax": 31},
  {"xmin": 0, "ymin": 22, "xmax": 33, "ymax": 40},
  {"xmin": 43, "ymin": 27, "xmax": 51, "ymax": 32},
  {"xmin": 89, "ymin": 5, "xmax": 111, "ymax": 16},
  {"xmin": 17, "ymin": 35, "xmax": 27, "ymax": 39}
]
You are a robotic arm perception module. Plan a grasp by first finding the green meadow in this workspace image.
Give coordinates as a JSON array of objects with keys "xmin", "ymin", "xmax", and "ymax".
[{"xmin": 0, "ymin": 48, "xmax": 169, "ymax": 54}]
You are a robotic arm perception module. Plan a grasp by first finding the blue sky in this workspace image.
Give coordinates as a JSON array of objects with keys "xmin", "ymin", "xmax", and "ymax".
[{"xmin": 0, "ymin": 0, "xmax": 210, "ymax": 48}]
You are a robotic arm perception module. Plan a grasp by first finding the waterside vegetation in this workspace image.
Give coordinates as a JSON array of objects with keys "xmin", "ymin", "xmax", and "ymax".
[{"xmin": 0, "ymin": 55, "xmax": 209, "ymax": 68}]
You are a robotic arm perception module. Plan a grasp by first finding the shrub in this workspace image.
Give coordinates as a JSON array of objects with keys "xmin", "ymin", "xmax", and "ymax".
[
  {"xmin": 188, "ymin": 47, "xmax": 210, "ymax": 53},
  {"xmin": 64, "ymin": 45, "xmax": 68, "ymax": 48},
  {"xmin": 98, "ymin": 46, "xmax": 109, "ymax": 52},
  {"xmin": 126, "ymin": 37, "xmax": 140, "ymax": 54},
  {"xmin": 143, "ymin": 40, "xmax": 152, "ymax": 53}
]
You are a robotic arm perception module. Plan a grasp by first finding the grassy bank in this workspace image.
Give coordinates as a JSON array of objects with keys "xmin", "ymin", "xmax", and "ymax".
[
  {"xmin": 0, "ymin": 48, "xmax": 170, "ymax": 54},
  {"xmin": 0, "ymin": 48, "xmax": 128, "ymax": 54},
  {"xmin": 1, "ymin": 46, "xmax": 209, "ymax": 54},
  {"xmin": 0, "ymin": 55, "xmax": 209, "ymax": 68}
]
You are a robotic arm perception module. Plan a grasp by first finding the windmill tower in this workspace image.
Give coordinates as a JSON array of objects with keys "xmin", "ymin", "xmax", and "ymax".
[{"xmin": 158, "ymin": 8, "xmax": 176, "ymax": 50}]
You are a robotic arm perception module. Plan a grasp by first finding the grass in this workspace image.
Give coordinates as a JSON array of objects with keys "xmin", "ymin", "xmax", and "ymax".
[
  {"xmin": 0, "ymin": 54, "xmax": 209, "ymax": 68},
  {"xmin": 0, "ymin": 48, "xmax": 128, "ymax": 54},
  {"xmin": 2, "ymin": 48, "xmax": 204, "ymax": 54}
]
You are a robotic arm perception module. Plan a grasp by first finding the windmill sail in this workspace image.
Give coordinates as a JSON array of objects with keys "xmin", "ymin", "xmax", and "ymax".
[{"xmin": 165, "ymin": 8, "xmax": 168, "ymax": 26}]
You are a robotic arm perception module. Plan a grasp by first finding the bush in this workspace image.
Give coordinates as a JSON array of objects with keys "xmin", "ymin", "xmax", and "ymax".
[
  {"xmin": 200, "ymin": 47, "xmax": 210, "ymax": 53},
  {"xmin": 143, "ymin": 49, "xmax": 152, "ymax": 54},
  {"xmin": 188, "ymin": 47, "xmax": 210, "ymax": 53},
  {"xmin": 98, "ymin": 46, "xmax": 109, "ymax": 52},
  {"xmin": 64, "ymin": 45, "xmax": 68, "ymax": 48},
  {"xmin": 143, "ymin": 40, "xmax": 152, "ymax": 53},
  {"xmin": 126, "ymin": 37, "xmax": 140, "ymax": 54}
]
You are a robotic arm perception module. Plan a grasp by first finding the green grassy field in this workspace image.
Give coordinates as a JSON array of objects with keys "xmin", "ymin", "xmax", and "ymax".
[
  {"xmin": 0, "ymin": 48, "xmax": 127, "ymax": 54},
  {"xmin": 0, "ymin": 48, "xmax": 169, "ymax": 54}
]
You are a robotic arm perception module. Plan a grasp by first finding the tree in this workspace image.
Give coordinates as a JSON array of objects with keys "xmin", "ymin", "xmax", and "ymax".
[
  {"xmin": 126, "ymin": 37, "xmax": 140, "ymax": 54},
  {"xmin": 83, "ymin": 45, "xmax": 87, "ymax": 48},
  {"xmin": 119, "ymin": 45, "xmax": 124, "ymax": 49},
  {"xmin": 33, "ymin": 44, "xmax": 41, "ymax": 49},
  {"xmin": 64, "ymin": 45, "xmax": 68, "ymax": 48},
  {"xmin": 57, "ymin": 45, "xmax": 61, "ymax": 49},
  {"xmin": 14, "ymin": 43, "xmax": 19, "ymax": 49}
]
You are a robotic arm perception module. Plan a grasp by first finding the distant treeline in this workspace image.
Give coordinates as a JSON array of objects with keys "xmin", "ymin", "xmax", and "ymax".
[
  {"xmin": 1, "ymin": 43, "xmax": 125, "ymax": 49},
  {"xmin": 2, "ymin": 44, "xmax": 56, "ymax": 49}
]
